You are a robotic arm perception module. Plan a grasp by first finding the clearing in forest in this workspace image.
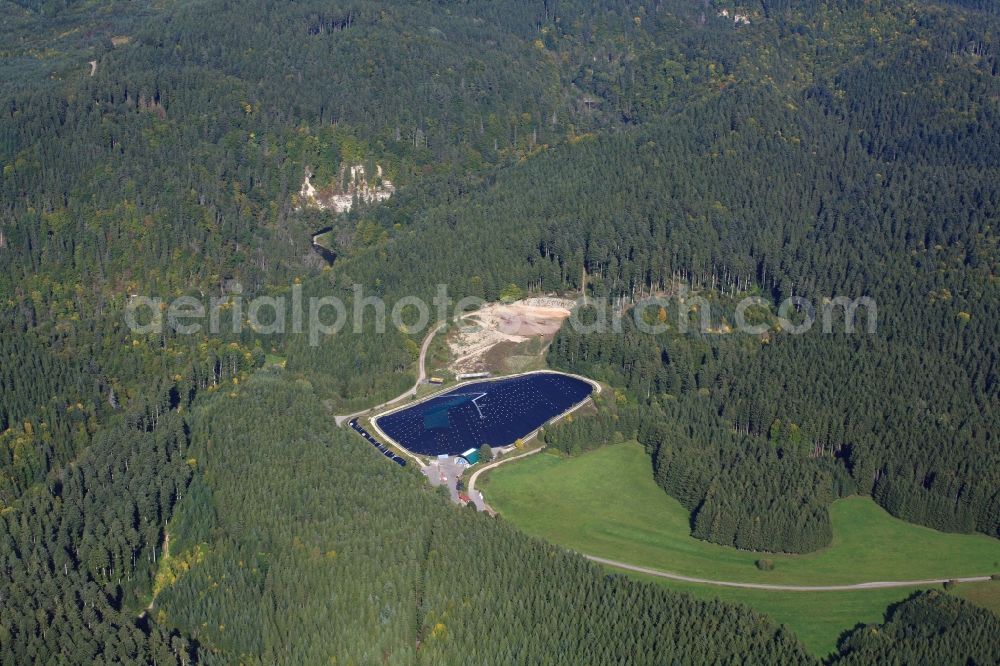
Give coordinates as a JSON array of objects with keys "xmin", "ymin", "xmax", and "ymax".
[
  {"xmin": 446, "ymin": 297, "xmax": 574, "ymax": 375},
  {"xmin": 481, "ymin": 441, "xmax": 1000, "ymax": 657}
]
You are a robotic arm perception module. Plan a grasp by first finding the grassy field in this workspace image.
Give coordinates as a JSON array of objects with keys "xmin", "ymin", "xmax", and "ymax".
[
  {"xmin": 620, "ymin": 570, "xmax": 927, "ymax": 658},
  {"xmin": 481, "ymin": 441, "xmax": 1000, "ymax": 657},
  {"xmin": 951, "ymin": 578, "xmax": 1000, "ymax": 616}
]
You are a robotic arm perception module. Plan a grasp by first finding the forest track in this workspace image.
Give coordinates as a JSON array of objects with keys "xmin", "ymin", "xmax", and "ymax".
[
  {"xmin": 465, "ymin": 445, "xmax": 545, "ymax": 515},
  {"xmin": 474, "ymin": 449, "xmax": 996, "ymax": 592},
  {"xmin": 467, "ymin": 377, "xmax": 599, "ymax": 512},
  {"xmin": 583, "ymin": 554, "xmax": 993, "ymax": 591},
  {"xmin": 334, "ymin": 321, "xmax": 445, "ymax": 427}
]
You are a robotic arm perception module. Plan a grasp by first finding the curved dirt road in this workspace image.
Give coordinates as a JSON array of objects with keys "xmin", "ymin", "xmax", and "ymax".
[
  {"xmin": 471, "ymin": 441, "xmax": 996, "ymax": 592},
  {"xmin": 584, "ymin": 555, "xmax": 993, "ymax": 591},
  {"xmin": 343, "ymin": 341, "xmax": 995, "ymax": 592},
  {"xmin": 466, "ymin": 446, "xmax": 545, "ymax": 513},
  {"xmin": 334, "ymin": 321, "xmax": 445, "ymax": 426},
  {"xmin": 467, "ymin": 379, "xmax": 599, "ymax": 511}
]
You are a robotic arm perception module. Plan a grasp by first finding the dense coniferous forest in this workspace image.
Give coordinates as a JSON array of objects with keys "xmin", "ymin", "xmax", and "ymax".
[
  {"xmin": 834, "ymin": 592, "xmax": 1000, "ymax": 665},
  {"xmin": 329, "ymin": 0, "xmax": 1000, "ymax": 551},
  {"xmin": 1, "ymin": 0, "xmax": 999, "ymax": 662},
  {"xmin": 0, "ymin": 412, "xmax": 194, "ymax": 663},
  {"xmin": 156, "ymin": 375, "xmax": 817, "ymax": 664},
  {"xmin": 0, "ymin": 324, "xmax": 98, "ymax": 500},
  {"xmin": 541, "ymin": 389, "xmax": 641, "ymax": 456}
]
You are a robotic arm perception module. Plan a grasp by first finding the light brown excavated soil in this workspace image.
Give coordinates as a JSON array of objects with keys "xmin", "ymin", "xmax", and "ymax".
[{"xmin": 447, "ymin": 298, "xmax": 575, "ymax": 373}]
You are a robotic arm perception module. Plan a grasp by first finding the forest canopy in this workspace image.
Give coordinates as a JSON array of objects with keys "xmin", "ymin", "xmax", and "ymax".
[{"xmin": 1, "ymin": 0, "xmax": 998, "ymax": 662}]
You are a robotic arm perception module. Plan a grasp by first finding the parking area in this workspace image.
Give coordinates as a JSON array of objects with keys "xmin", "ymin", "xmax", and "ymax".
[{"xmin": 422, "ymin": 458, "xmax": 485, "ymax": 511}]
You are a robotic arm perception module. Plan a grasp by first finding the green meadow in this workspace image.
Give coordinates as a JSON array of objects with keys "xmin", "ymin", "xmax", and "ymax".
[
  {"xmin": 620, "ymin": 571, "xmax": 927, "ymax": 658},
  {"xmin": 481, "ymin": 441, "xmax": 1000, "ymax": 657}
]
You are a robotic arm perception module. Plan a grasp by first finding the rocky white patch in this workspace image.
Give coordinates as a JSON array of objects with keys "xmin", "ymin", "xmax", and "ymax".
[{"xmin": 298, "ymin": 163, "xmax": 395, "ymax": 213}]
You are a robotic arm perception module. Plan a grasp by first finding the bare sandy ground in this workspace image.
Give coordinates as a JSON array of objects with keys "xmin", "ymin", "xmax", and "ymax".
[{"xmin": 448, "ymin": 297, "xmax": 575, "ymax": 373}]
